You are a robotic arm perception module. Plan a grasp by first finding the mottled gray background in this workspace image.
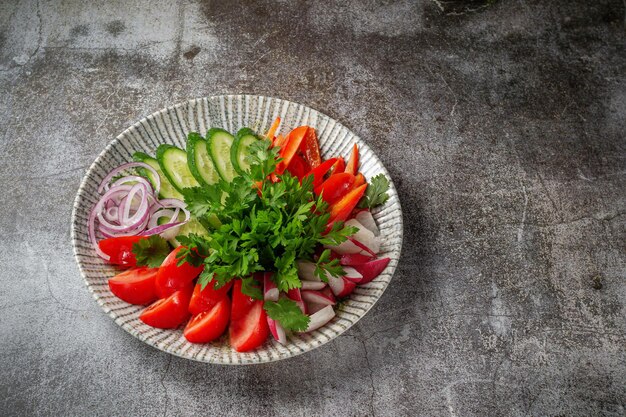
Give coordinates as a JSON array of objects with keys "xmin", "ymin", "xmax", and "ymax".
[{"xmin": 1, "ymin": 0, "xmax": 625, "ymax": 416}]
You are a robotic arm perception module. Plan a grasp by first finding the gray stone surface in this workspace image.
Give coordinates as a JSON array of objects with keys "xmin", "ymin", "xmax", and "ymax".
[{"xmin": 1, "ymin": 0, "xmax": 625, "ymax": 416}]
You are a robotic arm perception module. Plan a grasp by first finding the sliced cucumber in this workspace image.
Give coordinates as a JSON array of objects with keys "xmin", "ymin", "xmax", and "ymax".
[
  {"xmin": 133, "ymin": 151, "xmax": 184, "ymax": 200},
  {"xmin": 207, "ymin": 128, "xmax": 238, "ymax": 182},
  {"xmin": 231, "ymin": 128, "xmax": 260, "ymax": 175},
  {"xmin": 156, "ymin": 144, "xmax": 199, "ymax": 193},
  {"xmin": 186, "ymin": 132, "xmax": 220, "ymax": 186},
  {"xmin": 158, "ymin": 214, "xmax": 211, "ymax": 247}
]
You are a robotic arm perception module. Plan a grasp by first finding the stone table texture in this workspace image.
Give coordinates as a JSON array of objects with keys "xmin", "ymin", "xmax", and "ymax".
[{"xmin": 1, "ymin": 0, "xmax": 625, "ymax": 416}]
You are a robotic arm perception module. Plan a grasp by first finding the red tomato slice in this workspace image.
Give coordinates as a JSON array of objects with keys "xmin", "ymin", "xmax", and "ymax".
[
  {"xmin": 229, "ymin": 299, "xmax": 269, "ymax": 352},
  {"xmin": 300, "ymin": 127, "xmax": 322, "ymax": 168},
  {"xmin": 108, "ymin": 267, "xmax": 159, "ymax": 305},
  {"xmin": 98, "ymin": 236, "xmax": 146, "ymax": 267},
  {"xmin": 315, "ymin": 173, "xmax": 356, "ymax": 204},
  {"xmin": 140, "ymin": 287, "xmax": 193, "ymax": 329},
  {"xmin": 231, "ymin": 280, "xmax": 257, "ymax": 321},
  {"xmin": 184, "ymin": 296, "xmax": 231, "ymax": 344},
  {"xmin": 188, "ymin": 281, "xmax": 233, "ymax": 316},
  {"xmin": 155, "ymin": 246, "xmax": 204, "ymax": 298}
]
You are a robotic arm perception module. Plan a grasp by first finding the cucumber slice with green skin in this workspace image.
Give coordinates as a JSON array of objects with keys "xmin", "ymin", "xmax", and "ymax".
[
  {"xmin": 133, "ymin": 151, "xmax": 184, "ymax": 200},
  {"xmin": 186, "ymin": 132, "xmax": 220, "ymax": 186},
  {"xmin": 231, "ymin": 128, "xmax": 261, "ymax": 175},
  {"xmin": 156, "ymin": 144, "xmax": 199, "ymax": 193},
  {"xmin": 207, "ymin": 128, "xmax": 238, "ymax": 182},
  {"xmin": 158, "ymin": 214, "xmax": 211, "ymax": 247}
]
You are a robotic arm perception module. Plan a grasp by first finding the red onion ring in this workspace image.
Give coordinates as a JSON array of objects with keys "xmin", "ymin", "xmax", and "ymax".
[
  {"xmin": 89, "ymin": 161, "xmax": 193, "ymax": 260},
  {"xmin": 98, "ymin": 162, "xmax": 160, "ymax": 195}
]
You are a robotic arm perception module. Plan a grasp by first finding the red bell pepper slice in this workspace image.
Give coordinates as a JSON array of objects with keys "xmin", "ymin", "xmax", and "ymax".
[
  {"xmin": 328, "ymin": 184, "xmax": 367, "ymax": 224},
  {"xmin": 307, "ymin": 157, "xmax": 337, "ymax": 188},
  {"xmin": 315, "ymin": 172, "xmax": 356, "ymax": 204},
  {"xmin": 265, "ymin": 117, "xmax": 281, "ymax": 141},
  {"xmin": 345, "ymin": 144, "xmax": 359, "ymax": 175},
  {"xmin": 300, "ymin": 127, "xmax": 322, "ymax": 169},
  {"xmin": 330, "ymin": 157, "xmax": 345, "ymax": 175},
  {"xmin": 286, "ymin": 153, "xmax": 309, "ymax": 180},
  {"xmin": 353, "ymin": 172, "xmax": 366, "ymax": 189},
  {"xmin": 275, "ymin": 126, "xmax": 308, "ymax": 174}
]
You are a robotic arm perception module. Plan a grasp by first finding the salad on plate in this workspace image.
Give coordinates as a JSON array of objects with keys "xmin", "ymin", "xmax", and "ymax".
[{"xmin": 89, "ymin": 118, "xmax": 391, "ymax": 352}]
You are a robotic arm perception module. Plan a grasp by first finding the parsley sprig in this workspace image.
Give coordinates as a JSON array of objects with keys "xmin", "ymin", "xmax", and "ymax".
[{"xmin": 177, "ymin": 137, "xmax": 357, "ymax": 303}]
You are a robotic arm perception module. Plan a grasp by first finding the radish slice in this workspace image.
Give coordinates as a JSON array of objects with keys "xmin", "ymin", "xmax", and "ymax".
[
  {"xmin": 339, "ymin": 252, "xmax": 374, "ymax": 266},
  {"xmin": 345, "ymin": 219, "xmax": 380, "ymax": 255},
  {"xmin": 328, "ymin": 275, "xmax": 357, "ymax": 297},
  {"xmin": 296, "ymin": 261, "xmax": 320, "ymax": 281},
  {"xmin": 303, "ymin": 305, "xmax": 336, "ymax": 332},
  {"xmin": 343, "ymin": 267, "xmax": 363, "ymax": 283},
  {"xmin": 301, "ymin": 281, "xmax": 326, "ymax": 290},
  {"xmin": 264, "ymin": 272, "xmax": 279, "ymax": 301},
  {"xmin": 301, "ymin": 289, "xmax": 336, "ymax": 306},
  {"xmin": 305, "ymin": 301, "xmax": 328, "ymax": 315},
  {"xmin": 267, "ymin": 316, "xmax": 287, "ymax": 345},
  {"xmin": 325, "ymin": 239, "xmax": 362, "ymax": 255},
  {"xmin": 355, "ymin": 210, "xmax": 379, "ymax": 236},
  {"xmin": 287, "ymin": 288, "xmax": 307, "ymax": 314},
  {"xmin": 352, "ymin": 257, "xmax": 391, "ymax": 285},
  {"xmin": 327, "ymin": 274, "xmax": 344, "ymax": 296}
]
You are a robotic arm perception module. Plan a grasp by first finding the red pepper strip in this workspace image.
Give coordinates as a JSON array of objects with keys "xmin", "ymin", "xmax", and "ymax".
[
  {"xmin": 266, "ymin": 117, "xmax": 281, "ymax": 141},
  {"xmin": 330, "ymin": 157, "xmax": 345, "ymax": 176},
  {"xmin": 273, "ymin": 134, "xmax": 286, "ymax": 149},
  {"xmin": 286, "ymin": 153, "xmax": 309, "ymax": 180},
  {"xmin": 353, "ymin": 172, "xmax": 366, "ymax": 189},
  {"xmin": 314, "ymin": 172, "xmax": 356, "ymax": 204},
  {"xmin": 300, "ymin": 127, "xmax": 322, "ymax": 169},
  {"xmin": 345, "ymin": 144, "xmax": 359, "ymax": 175},
  {"xmin": 275, "ymin": 126, "xmax": 308, "ymax": 174},
  {"xmin": 328, "ymin": 184, "xmax": 367, "ymax": 224},
  {"xmin": 307, "ymin": 158, "xmax": 337, "ymax": 188}
]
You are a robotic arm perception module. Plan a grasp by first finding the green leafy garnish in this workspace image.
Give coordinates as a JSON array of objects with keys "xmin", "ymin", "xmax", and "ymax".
[
  {"xmin": 240, "ymin": 276, "xmax": 263, "ymax": 300},
  {"xmin": 358, "ymin": 174, "xmax": 390, "ymax": 209},
  {"xmin": 132, "ymin": 235, "xmax": 171, "ymax": 267},
  {"xmin": 177, "ymin": 135, "xmax": 357, "ymax": 292},
  {"xmin": 264, "ymin": 298, "xmax": 310, "ymax": 332},
  {"xmin": 314, "ymin": 249, "xmax": 345, "ymax": 282}
]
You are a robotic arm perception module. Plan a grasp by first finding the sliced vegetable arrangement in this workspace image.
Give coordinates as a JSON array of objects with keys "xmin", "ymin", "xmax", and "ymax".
[{"xmin": 90, "ymin": 119, "xmax": 390, "ymax": 352}]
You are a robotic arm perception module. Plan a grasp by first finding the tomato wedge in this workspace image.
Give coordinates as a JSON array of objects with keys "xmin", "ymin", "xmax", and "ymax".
[
  {"xmin": 229, "ymin": 279, "xmax": 269, "ymax": 352},
  {"xmin": 300, "ymin": 127, "xmax": 322, "ymax": 168},
  {"xmin": 229, "ymin": 298, "xmax": 269, "ymax": 352},
  {"xmin": 231, "ymin": 280, "xmax": 257, "ymax": 321},
  {"xmin": 275, "ymin": 126, "xmax": 308, "ymax": 174},
  {"xmin": 344, "ymin": 144, "xmax": 359, "ymax": 175},
  {"xmin": 328, "ymin": 184, "xmax": 367, "ymax": 223},
  {"xmin": 98, "ymin": 236, "xmax": 145, "ymax": 267},
  {"xmin": 140, "ymin": 287, "xmax": 193, "ymax": 329},
  {"xmin": 184, "ymin": 297, "xmax": 231, "ymax": 344},
  {"xmin": 315, "ymin": 172, "xmax": 356, "ymax": 204},
  {"xmin": 188, "ymin": 281, "xmax": 233, "ymax": 315},
  {"xmin": 155, "ymin": 246, "xmax": 204, "ymax": 298},
  {"xmin": 108, "ymin": 267, "xmax": 159, "ymax": 305},
  {"xmin": 307, "ymin": 157, "xmax": 337, "ymax": 188}
]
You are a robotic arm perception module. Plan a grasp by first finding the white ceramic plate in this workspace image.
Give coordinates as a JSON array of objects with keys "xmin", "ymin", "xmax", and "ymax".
[{"xmin": 71, "ymin": 95, "xmax": 403, "ymax": 364}]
